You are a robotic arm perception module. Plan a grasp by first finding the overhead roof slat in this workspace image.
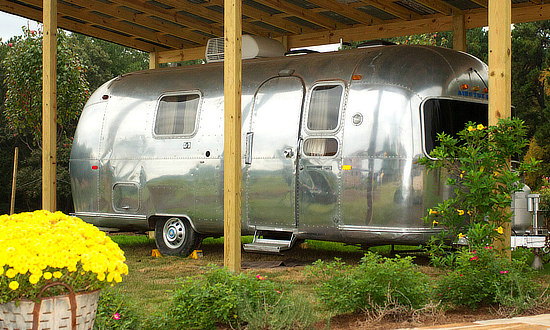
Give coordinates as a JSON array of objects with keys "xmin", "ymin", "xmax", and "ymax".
[{"xmin": 1, "ymin": 0, "xmax": 550, "ymax": 55}]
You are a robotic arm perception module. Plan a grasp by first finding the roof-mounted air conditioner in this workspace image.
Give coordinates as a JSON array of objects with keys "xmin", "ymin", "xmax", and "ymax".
[{"xmin": 205, "ymin": 35, "xmax": 285, "ymax": 63}]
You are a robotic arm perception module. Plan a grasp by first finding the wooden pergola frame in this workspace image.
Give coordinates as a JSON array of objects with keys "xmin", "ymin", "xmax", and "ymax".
[{"xmin": 1, "ymin": 0, "xmax": 541, "ymax": 270}]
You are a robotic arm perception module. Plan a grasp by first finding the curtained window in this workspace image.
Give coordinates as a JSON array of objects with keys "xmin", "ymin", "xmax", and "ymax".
[
  {"xmin": 307, "ymin": 84, "xmax": 343, "ymax": 131},
  {"xmin": 155, "ymin": 93, "xmax": 200, "ymax": 136},
  {"xmin": 303, "ymin": 138, "xmax": 338, "ymax": 156}
]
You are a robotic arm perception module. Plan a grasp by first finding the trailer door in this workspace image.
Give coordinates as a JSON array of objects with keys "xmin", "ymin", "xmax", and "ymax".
[{"xmin": 246, "ymin": 76, "xmax": 305, "ymax": 229}]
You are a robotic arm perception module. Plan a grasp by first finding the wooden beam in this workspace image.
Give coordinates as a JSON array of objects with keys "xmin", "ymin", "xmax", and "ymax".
[
  {"xmin": 355, "ymin": 0, "xmax": 420, "ymax": 20},
  {"xmin": 453, "ymin": 14, "xmax": 466, "ymax": 52},
  {"xmin": 305, "ymin": 0, "xmax": 383, "ymax": 25},
  {"xmin": 62, "ymin": 0, "xmax": 207, "ymax": 45},
  {"xmin": 471, "ymin": 0, "xmax": 488, "ymax": 8},
  {"xmin": 0, "ymin": 1, "xmax": 163, "ymax": 52},
  {"xmin": 224, "ymin": 0, "xmax": 242, "ymax": 272},
  {"xmin": 115, "ymin": 0, "xmax": 223, "ymax": 37},
  {"xmin": 488, "ymin": 0, "xmax": 511, "ymax": 258},
  {"xmin": 155, "ymin": 0, "xmax": 273, "ymax": 38},
  {"xmin": 149, "ymin": 52, "xmax": 159, "ymax": 69},
  {"xmin": 157, "ymin": 47, "xmax": 206, "ymax": 64},
  {"xmin": 414, "ymin": 0, "xmax": 462, "ymax": 16},
  {"xmin": 16, "ymin": 0, "xmax": 189, "ymax": 49},
  {"xmin": 285, "ymin": 3, "xmax": 550, "ymax": 49},
  {"xmin": 207, "ymin": 0, "xmax": 314, "ymax": 34},
  {"xmin": 42, "ymin": 0, "xmax": 57, "ymax": 212},
  {"xmin": 252, "ymin": 0, "xmax": 345, "ymax": 29}
]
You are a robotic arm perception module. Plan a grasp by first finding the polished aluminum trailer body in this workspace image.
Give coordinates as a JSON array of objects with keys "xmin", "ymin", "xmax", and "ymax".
[{"xmin": 70, "ymin": 45, "xmax": 489, "ymax": 253}]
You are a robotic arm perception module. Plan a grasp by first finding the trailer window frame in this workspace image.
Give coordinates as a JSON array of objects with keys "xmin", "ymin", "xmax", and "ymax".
[
  {"xmin": 305, "ymin": 81, "xmax": 346, "ymax": 133},
  {"xmin": 421, "ymin": 97, "xmax": 488, "ymax": 159},
  {"xmin": 153, "ymin": 90, "xmax": 202, "ymax": 138}
]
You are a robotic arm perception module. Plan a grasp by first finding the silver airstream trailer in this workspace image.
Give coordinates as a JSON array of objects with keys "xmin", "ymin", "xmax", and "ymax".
[{"xmin": 70, "ymin": 38, "xmax": 492, "ymax": 256}]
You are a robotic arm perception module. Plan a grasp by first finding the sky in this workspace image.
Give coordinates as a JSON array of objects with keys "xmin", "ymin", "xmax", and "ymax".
[{"xmin": 0, "ymin": 12, "xmax": 41, "ymax": 42}]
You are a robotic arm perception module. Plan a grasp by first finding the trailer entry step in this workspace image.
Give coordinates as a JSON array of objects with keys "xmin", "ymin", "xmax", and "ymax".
[{"xmin": 243, "ymin": 230, "xmax": 296, "ymax": 254}]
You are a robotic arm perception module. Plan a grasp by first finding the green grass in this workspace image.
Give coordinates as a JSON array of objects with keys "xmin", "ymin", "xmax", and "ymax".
[{"xmin": 106, "ymin": 234, "xmax": 550, "ymax": 324}]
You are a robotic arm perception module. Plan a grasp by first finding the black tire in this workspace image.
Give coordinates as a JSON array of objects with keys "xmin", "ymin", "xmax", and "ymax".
[{"xmin": 154, "ymin": 217, "xmax": 201, "ymax": 256}]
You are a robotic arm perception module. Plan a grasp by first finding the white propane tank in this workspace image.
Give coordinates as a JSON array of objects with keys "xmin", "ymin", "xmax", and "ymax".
[{"xmin": 512, "ymin": 184, "xmax": 532, "ymax": 235}]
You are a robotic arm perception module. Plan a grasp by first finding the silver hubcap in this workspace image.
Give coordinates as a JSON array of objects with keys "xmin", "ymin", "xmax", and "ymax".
[{"xmin": 163, "ymin": 218, "xmax": 186, "ymax": 249}]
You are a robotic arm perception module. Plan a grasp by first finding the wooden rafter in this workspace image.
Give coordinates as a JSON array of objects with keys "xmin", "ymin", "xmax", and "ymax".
[
  {"xmin": 17, "ymin": 0, "xmax": 189, "ymax": 48},
  {"xmin": 252, "ymin": 0, "xmax": 348, "ymax": 29},
  {"xmin": 62, "ymin": 0, "xmax": 207, "ymax": 45},
  {"xmin": 413, "ymin": 0, "xmax": 462, "ymax": 16},
  {"xmin": 355, "ymin": 0, "xmax": 420, "ymax": 20},
  {"xmin": 470, "ymin": 0, "xmax": 488, "ymax": 8},
  {"xmin": 153, "ymin": 0, "xmax": 278, "ymax": 37},
  {"xmin": 207, "ymin": 0, "xmax": 314, "ymax": 34},
  {"xmin": 0, "ymin": 0, "xmax": 163, "ymax": 51},
  {"xmin": 305, "ymin": 0, "xmax": 383, "ymax": 25}
]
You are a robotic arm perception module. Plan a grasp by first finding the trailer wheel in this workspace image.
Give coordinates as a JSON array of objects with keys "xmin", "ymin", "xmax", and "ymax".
[{"xmin": 154, "ymin": 217, "xmax": 201, "ymax": 256}]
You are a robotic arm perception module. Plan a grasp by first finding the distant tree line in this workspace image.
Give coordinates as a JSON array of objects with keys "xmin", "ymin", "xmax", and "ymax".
[{"xmin": 1, "ymin": 22, "xmax": 550, "ymax": 214}]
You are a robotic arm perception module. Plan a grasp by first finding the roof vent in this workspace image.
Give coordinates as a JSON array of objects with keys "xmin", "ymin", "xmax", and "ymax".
[{"xmin": 205, "ymin": 35, "xmax": 285, "ymax": 63}]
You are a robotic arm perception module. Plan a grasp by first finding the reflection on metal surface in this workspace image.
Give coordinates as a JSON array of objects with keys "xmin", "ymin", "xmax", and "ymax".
[{"xmin": 71, "ymin": 45, "xmax": 489, "ymax": 247}]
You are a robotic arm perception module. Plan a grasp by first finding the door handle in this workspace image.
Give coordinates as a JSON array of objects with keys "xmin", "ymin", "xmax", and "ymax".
[
  {"xmin": 283, "ymin": 148, "xmax": 294, "ymax": 158},
  {"xmin": 245, "ymin": 132, "xmax": 254, "ymax": 164}
]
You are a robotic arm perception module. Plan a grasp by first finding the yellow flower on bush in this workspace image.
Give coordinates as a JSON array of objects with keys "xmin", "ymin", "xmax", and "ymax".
[
  {"xmin": 468, "ymin": 126, "xmax": 475, "ymax": 132},
  {"xmin": 0, "ymin": 211, "xmax": 128, "ymax": 303},
  {"xmin": 458, "ymin": 233, "xmax": 465, "ymax": 239},
  {"xmin": 496, "ymin": 226, "xmax": 504, "ymax": 234},
  {"xmin": 457, "ymin": 209, "xmax": 465, "ymax": 216},
  {"xmin": 477, "ymin": 124, "xmax": 485, "ymax": 130},
  {"xmin": 9, "ymin": 281, "xmax": 19, "ymax": 290}
]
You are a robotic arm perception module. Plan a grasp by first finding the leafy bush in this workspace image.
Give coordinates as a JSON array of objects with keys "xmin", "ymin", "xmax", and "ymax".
[
  {"xmin": 307, "ymin": 253, "xmax": 432, "ymax": 314},
  {"xmin": 419, "ymin": 119, "xmax": 538, "ymax": 264},
  {"xmin": 436, "ymin": 246, "xmax": 541, "ymax": 312},
  {"xmin": 94, "ymin": 290, "xmax": 141, "ymax": 330},
  {"xmin": 150, "ymin": 266, "xmax": 309, "ymax": 330}
]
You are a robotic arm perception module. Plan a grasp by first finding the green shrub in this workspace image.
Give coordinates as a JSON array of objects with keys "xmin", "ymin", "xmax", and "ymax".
[
  {"xmin": 307, "ymin": 253, "xmax": 432, "ymax": 314},
  {"xmin": 94, "ymin": 290, "xmax": 141, "ymax": 330},
  {"xmin": 152, "ymin": 266, "xmax": 308, "ymax": 329},
  {"xmin": 436, "ymin": 246, "xmax": 541, "ymax": 312}
]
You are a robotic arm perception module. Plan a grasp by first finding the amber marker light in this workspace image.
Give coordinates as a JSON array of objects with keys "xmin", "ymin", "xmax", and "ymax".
[
  {"xmin": 342, "ymin": 165, "xmax": 352, "ymax": 170},
  {"xmin": 352, "ymin": 75, "xmax": 362, "ymax": 81},
  {"xmin": 472, "ymin": 86, "xmax": 480, "ymax": 91},
  {"xmin": 483, "ymin": 88, "xmax": 488, "ymax": 93},
  {"xmin": 460, "ymin": 84, "xmax": 469, "ymax": 90}
]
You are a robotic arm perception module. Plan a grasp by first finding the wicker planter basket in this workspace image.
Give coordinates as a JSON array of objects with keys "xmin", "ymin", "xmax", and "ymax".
[{"xmin": 0, "ymin": 282, "xmax": 100, "ymax": 330}]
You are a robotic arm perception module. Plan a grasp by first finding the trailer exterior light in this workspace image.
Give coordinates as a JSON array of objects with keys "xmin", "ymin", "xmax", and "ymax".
[
  {"xmin": 460, "ymin": 84, "xmax": 469, "ymax": 90},
  {"xmin": 352, "ymin": 75, "xmax": 362, "ymax": 80},
  {"xmin": 92, "ymin": 165, "xmax": 98, "ymax": 170},
  {"xmin": 342, "ymin": 165, "xmax": 352, "ymax": 170},
  {"xmin": 483, "ymin": 88, "xmax": 488, "ymax": 93},
  {"xmin": 472, "ymin": 86, "xmax": 480, "ymax": 91}
]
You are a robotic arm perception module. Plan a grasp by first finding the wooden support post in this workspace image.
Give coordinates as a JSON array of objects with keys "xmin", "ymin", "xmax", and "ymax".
[
  {"xmin": 43, "ymin": 0, "xmax": 57, "ymax": 212},
  {"xmin": 224, "ymin": 0, "xmax": 242, "ymax": 272},
  {"xmin": 149, "ymin": 52, "xmax": 159, "ymax": 69},
  {"xmin": 488, "ymin": 0, "xmax": 511, "ymax": 259},
  {"xmin": 453, "ymin": 14, "xmax": 467, "ymax": 52},
  {"xmin": 10, "ymin": 147, "xmax": 18, "ymax": 215}
]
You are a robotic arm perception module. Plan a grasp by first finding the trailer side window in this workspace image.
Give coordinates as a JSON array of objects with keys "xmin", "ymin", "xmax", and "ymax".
[
  {"xmin": 155, "ymin": 93, "xmax": 200, "ymax": 136},
  {"xmin": 307, "ymin": 84, "xmax": 343, "ymax": 131},
  {"xmin": 423, "ymin": 99, "xmax": 487, "ymax": 154},
  {"xmin": 303, "ymin": 138, "xmax": 338, "ymax": 156}
]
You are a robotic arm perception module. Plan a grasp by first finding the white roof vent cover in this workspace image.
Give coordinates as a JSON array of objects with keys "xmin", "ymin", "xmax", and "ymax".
[{"xmin": 205, "ymin": 35, "xmax": 285, "ymax": 63}]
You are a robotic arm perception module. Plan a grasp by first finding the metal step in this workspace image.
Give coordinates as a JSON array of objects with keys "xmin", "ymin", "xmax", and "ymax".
[{"xmin": 243, "ymin": 230, "xmax": 296, "ymax": 253}]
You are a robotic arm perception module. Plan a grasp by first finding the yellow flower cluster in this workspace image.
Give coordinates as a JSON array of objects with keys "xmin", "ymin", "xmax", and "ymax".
[{"xmin": 0, "ymin": 211, "xmax": 128, "ymax": 292}]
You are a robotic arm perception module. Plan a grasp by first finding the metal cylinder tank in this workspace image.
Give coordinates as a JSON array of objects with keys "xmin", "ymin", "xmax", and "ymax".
[{"xmin": 512, "ymin": 184, "xmax": 532, "ymax": 235}]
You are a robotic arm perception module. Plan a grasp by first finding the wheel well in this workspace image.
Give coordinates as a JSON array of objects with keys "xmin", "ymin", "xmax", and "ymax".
[{"xmin": 147, "ymin": 215, "xmax": 198, "ymax": 232}]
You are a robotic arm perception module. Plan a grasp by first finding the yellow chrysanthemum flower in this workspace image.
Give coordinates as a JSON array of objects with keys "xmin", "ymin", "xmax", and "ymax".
[
  {"xmin": 29, "ymin": 274, "xmax": 40, "ymax": 285},
  {"xmin": 9, "ymin": 281, "xmax": 19, "ymax": 290},
  {"xmin": 53, "ymin": 271, "xmax": 62, "ymax": 279},
  {"xmin": 5, "ymin": 268, "xmax": 16, "ymax": 279},
  {"xmin": 43, "ymin": 272, "xmax": 52, "ymax": 280}
]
